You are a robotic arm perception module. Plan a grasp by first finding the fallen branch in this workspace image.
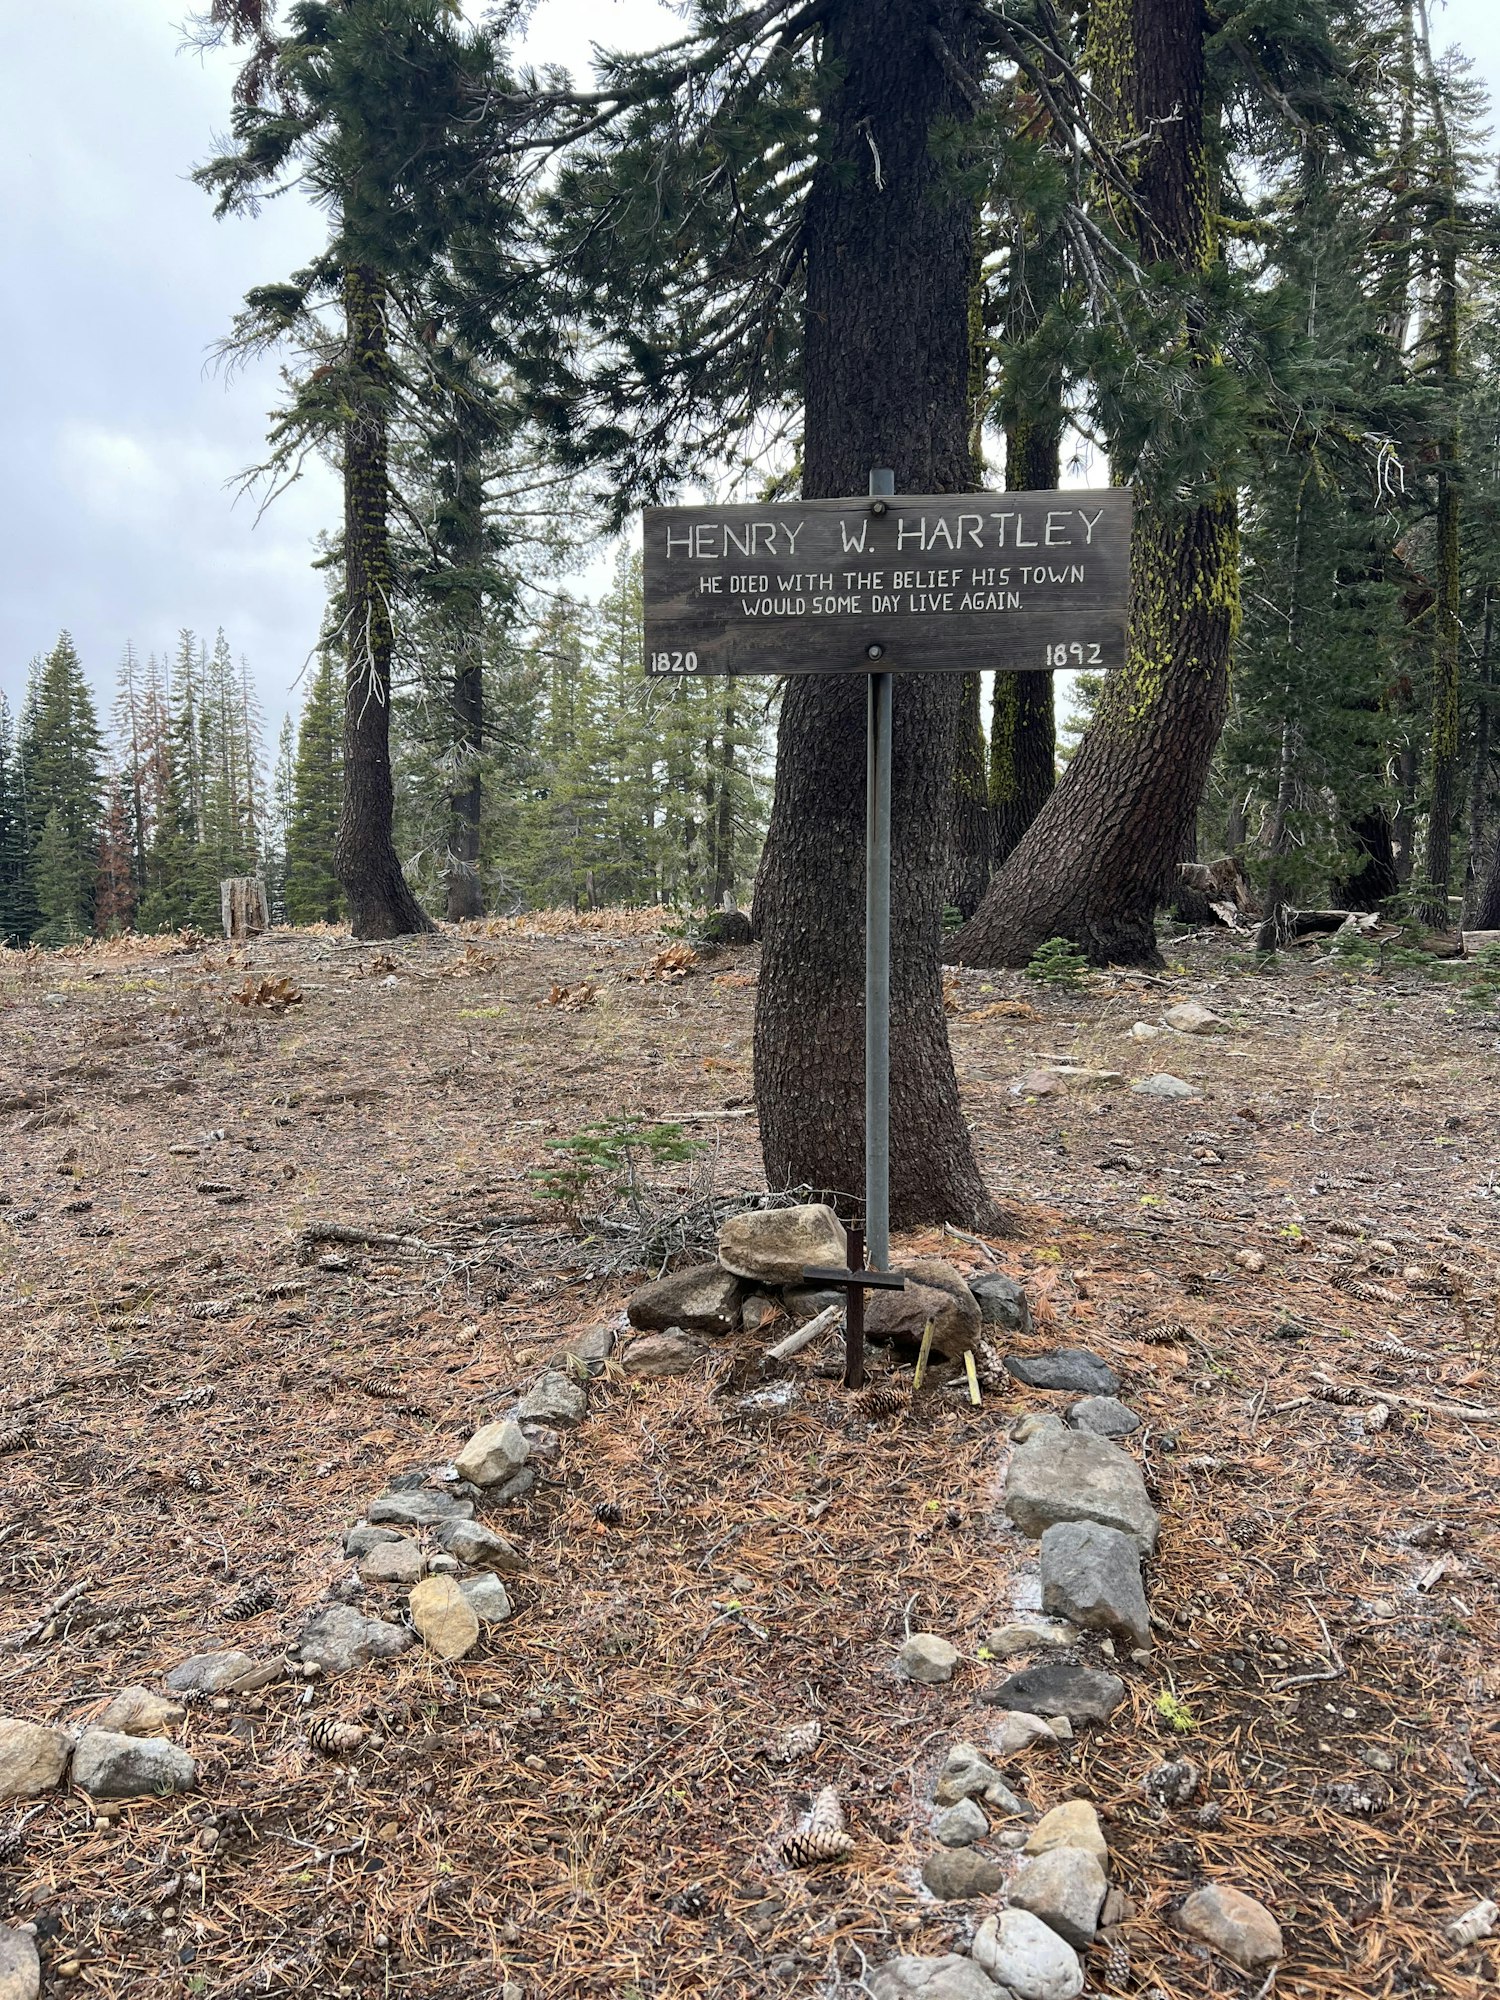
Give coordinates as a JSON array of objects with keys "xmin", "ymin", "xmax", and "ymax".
[
  {"xmin": 297, "ymin": 1221, "xmax": 445, "ymax": 1261},
  {"xmin": 1272, "ymin": 1598, "xmax": 1346, "ymax": 1691},
  {"xmin": 765, "ymin": 1304, "xmax": 842, "ymax": 1363},
  {"xmin": 5, "ymin": 1577, "xmax": 93, "ymax": 1651},
  {"xmin": 1311, "ymin": 1369, "xmax": 1499, "ymax": 1423}
]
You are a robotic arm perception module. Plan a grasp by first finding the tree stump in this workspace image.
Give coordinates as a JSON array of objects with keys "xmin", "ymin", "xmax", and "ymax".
[{"xmin": 221, "ymin": 877, "xmax": 269, "ymax": 941}]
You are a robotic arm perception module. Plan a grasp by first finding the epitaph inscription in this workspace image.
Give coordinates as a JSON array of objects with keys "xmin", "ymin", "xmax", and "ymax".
[{"xmin": 643, "ymin": 488, "xmax": 1131, "ymax": 677}]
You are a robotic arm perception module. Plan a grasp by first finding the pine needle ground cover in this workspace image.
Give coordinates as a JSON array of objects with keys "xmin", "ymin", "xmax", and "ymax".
[{"xmin": 0, "ymin": 920, "xmax": 1496, "ymax": 1999}]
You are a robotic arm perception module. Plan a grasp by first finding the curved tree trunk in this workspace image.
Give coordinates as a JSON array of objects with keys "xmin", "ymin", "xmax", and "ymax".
[
  {"xmin": 337, "ymin": 265, "xmax": 436, "ymax": 940},
  {"xmin": 952, "ymin": 0, "xmax": 1238, "ymax": 970},
  {"xmin": 752, "ymin": 0, "xmax": 994, "ymax": 1230}
]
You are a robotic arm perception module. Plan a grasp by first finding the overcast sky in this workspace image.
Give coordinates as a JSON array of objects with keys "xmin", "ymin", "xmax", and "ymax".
[{"xmin": 3, "ymin": 1, "xmax": 1498, "ymax": 744}]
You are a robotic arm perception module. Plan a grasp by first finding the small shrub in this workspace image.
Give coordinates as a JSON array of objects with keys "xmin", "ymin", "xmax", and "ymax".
[
  {"xmin": 1023, "ymin": 935, "xmax": 1090, "ymax": 988},
  {"xmin": 531, "ymin": 1117, "xmax": 700, "ymax": 1227}
]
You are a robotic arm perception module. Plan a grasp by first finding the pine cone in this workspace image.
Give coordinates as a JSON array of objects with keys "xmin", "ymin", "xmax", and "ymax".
[
  {"xmin": 667, "ymin": 1885, "xmax": 710, "ymax": 1918},
  {"xmin": 780, "ymin": 1826, "xmax": 854, "ymax": 1868},
  {"xmin": 1195, "ymin": 1800, "xmax": 1224, "ymax": 1829},
  {"xmin": 394, "ymin": 1402, "xmax": 430, "ymax": 1419},
  {"xmin": 1314, "ymin": 1381, "xmax": 1361, "ymax": 1404},
  {"xmin": 220, "ymin": 1581, "xmax": 277, "ymax": 1621},
  {"xmin": 0, "ymin": 1425, "xmax": 35, "ymax": 1456},
  {"xmin": 0, "ymin": 1820, "xmax": 29, "ymax": 1865},
  {"xmin": 855, "ymin": 1384, "xmax": 907, "ymax": 1420},
  {"xmin": 593, "ymin": 1501, "xmax": 624, "ymax": 1527},
  {"xmin": 1103, "ymin": 1939, "xmax": 1131, "ymax": 1990},
  {"xmin": 182, "ymin": 1469, "xmax": 209, "ymax": 1493},
  {"xmin": 179, "ymin": 1385, "xmax": 216, "ymax": 1410},
  {"xmin": 307, "ymin": 1717, "xmax": 367, "ymax": 1757},
  {"xmin": 763, "ymin": 1718, "xmax": 821, "ymax": 1763},
  {"xmin": 807, "ymin": 1786, "xmax": 845, "ymax": 1836},
  {"xmin": 360, "ymin": 1371, "xmax": 404, "ymax": 1400},
  {"xmin": 1144, "ymin": 1758, "xmax": 1199, "ymax": 1807}
]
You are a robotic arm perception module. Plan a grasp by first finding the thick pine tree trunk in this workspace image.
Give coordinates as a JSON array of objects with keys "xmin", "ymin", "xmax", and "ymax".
[
  {"xmin": 1337, "ymin": 807, "xmax": 1400, "ymax": 910},
  {"xmin": 952, "ymin": 0, "xmax": 1237, "ymax": 969},
  {"xmin": 336, "ymin": 265, "xmax": 436, "ymax": 940},
  {"xmin": 751, "ymin": 0, "xmax": 993, "ymax": 1230}
]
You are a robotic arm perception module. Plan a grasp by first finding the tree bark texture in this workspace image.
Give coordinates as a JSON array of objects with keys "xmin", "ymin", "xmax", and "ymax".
[
  {"xmin": 445, "ymin": 435, "xmax": 485, "ymax": 923},
  {"xmin": 1336, "ymin": 807, "xmax": 1400, "ymax": 911},
  {"xmin": 752, "ymin": 0, "xmax": 994, "ymax": 1230},
  {"xmin": 952, "ymin": 0, "xmax": 1238, "ymax": 969},
  {"xmin": 337, "ymin": 265, "xmax": 436, "ymax": 939}
]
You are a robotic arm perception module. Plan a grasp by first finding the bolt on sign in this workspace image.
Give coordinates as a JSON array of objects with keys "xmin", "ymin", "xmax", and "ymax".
[{"xmin": 643, "ymin": 488, "xmax": 1131, "ymax": 677}]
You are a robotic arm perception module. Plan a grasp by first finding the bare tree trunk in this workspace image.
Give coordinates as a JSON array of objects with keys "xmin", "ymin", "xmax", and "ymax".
[
  {"xmin": 752, "ymin": 0, "xmax": 993, "ymax": 1230},
  {"xmin": 337, "ymin": 265, "xmax": 435, "ymax": 940},
  {"xmin": 952, "ymin": 0, "xmax": 1237, "ymax": 969}
]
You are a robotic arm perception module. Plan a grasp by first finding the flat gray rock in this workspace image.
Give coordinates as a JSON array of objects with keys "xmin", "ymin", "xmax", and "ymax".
[
  {"xmin": 626, "ymin": 1263, "xmax": 744, "ymax": 1334},
  {"xmin": 933, "ymin": 1797, "xmax": 988, "ymax": 1847},
  {"xmin": 0, "ymin": 1926, "xmax": 40, "ymax": 2000},
  {"xmin": 1132, "ymin": 1072, "xmax": 1199, "ymax": 1099},
  {"xmin": 717, "ymin": 1202, "xmax": 846, "ymax": 1285},
  {"xmin": 972, "ymin": 1909, "xmax": 1083, "ymax": 2000},
  {"xmin": 1067, "ymin": 1395, "xmax": 1139, "ymax": 1437},
  {"xmin": 295, "ymin": 1604, "xmax": 413, "ymax": 1675},
  {"xmin": 900, "ymin": 1633, "xmax": 959, "ymax": 1683},
  {"xmin": 866, "ymin": 1955, "xmax": 999, "ymax": 2000},
  {"xmin": 458, "ymin": 1573, "xmax": 513, "ymax": 1624},
  {"xmin": 359, "ymin": 1538, "xmax": 424, "ymax": 1585},
  {"xmin": 866, "ymin": 1955, "xmax": 1000, "ymax": 2000},
  {"xmin": 1005, "ymin": 1426, "xmax": 1159, "ymax": 1553},
  {"xmin": 983, "ymin": 1663, "xmax": 1126, "ymax": 1724},
  {"xmin": 0, "ymin": 1719, "xmax": 71, "ymax": 1800},
  {"xmin": 367, "ymin": 1488, "xmax": 474, "ymax": 1527},
  {"xmin": 72, "ymin": 1728, "xmax": 195, "ymax": 1800},
  {"xmin": 515, "ymin": 1371, "xmax": 586, "ymax": 1428},
  {"xmin": 1008, "ymin": 1847, "xmax": 1108, "ymax": 1948},
  {"xmin": 344, "ymin": 1523, "xmax": 405, "ymax": 1556},
  {"xmin": 920, "ymin": 1846, "xmax": 1004, "ymax": 1900},
  {"xmin": 433, "ymin": 1518, "xmax": 525, "ymax": 1571},
  {"xmin": 622, "ymin": 1331, "xmax": 706, "ymax": 1377},
  {"xmin": 163, "ymin": 1650, "xmax": 258, "ymax": 1695},
  {"xmin": 1004, "ymin": 1348, "xmax": 1119, "ymax": 1395},
  {"xmin": 968, "ymin": 1271, "xmax": 1032, "ymax": 1332},
  {"xmin": 1040, "ymin": 1519, "xmax": 1151, "ymax": 1649}
]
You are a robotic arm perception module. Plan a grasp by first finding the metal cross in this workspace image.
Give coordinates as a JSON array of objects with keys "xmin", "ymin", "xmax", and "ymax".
[{"xmin": 801, "ymin": 1224, "xmax": 906, "ymax": 1390}]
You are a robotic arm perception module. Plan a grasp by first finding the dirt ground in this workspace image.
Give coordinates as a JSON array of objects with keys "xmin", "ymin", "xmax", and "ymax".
[{"xmin": 1, "ymin": 914, "xmax": 1497, "ymax": 2000}]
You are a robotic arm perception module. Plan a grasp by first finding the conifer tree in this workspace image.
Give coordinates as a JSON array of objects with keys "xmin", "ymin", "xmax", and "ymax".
[
  {"xmin": 20, "ymin": 633, "xmax": 104, "ymax": 941},
  {"xmin": 95, "ymin": 782, "xmax": 137, "ymax": 934},
  {"xmin": 284, "ymin": 646, "xmax": 345, "ymax": 924},
  {"xmin": 0, "ymin": 695, "xmax": 33, "ymax": 946}
]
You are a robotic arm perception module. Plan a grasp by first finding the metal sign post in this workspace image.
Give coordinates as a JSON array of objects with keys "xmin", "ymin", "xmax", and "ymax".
[{"xmin": 865, "ymin": 468, "xmax": 894, "ymax": 1272}]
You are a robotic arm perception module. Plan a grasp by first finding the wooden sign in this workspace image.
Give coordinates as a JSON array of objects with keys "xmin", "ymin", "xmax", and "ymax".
[{"xmin": 643, "ymin": 488, "xmax": 1131, "ymax": 678}]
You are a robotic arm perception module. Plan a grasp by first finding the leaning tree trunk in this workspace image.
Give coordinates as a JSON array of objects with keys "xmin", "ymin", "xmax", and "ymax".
[
  {"xmin": 752, "ymin": 0, "xmax": 993, "ymax": 1230},
  {"xmin": 336, "ymin": 264, "xmax": 436, "ymax": 941},
  {"xmin": 952, "ymin": 0, "xmax": 1238, "ymax": 969}
]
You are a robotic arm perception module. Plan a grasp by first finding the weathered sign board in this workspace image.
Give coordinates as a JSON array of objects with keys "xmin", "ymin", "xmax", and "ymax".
[{"xmin": 643, "ymin": 487, "xmax": 1131, "ymax": 678}]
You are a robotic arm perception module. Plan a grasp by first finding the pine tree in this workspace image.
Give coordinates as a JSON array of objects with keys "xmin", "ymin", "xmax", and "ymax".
[
  {"xmin": 266, "ymin": 712, "xmax": 297, "ymax": 921},
  {"xmin": 20, "ymin": 633, "xmax": 104, "ymax": 942},
  {"xmin": 285, "ymin": 646, "xmax": 345, "ymax": 925},
  {"xmin": 95, "ymin": 781, "xmax": 137, "ymax": 934},
  {"xmin": 0, "ymin": 695, "xmax": 33, "ymax": 946}
]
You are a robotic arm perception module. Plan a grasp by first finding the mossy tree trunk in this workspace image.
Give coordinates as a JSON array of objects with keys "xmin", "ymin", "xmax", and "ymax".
[
  {"xmin": 337, "ymin": 264, "xmax": 436, "ymax": 939},
  {"xmin": 952, "ymin": 0, "xmax": 1238, "ymax": 969},
  {"xmin": 751, "ymin": 0, "xmax": 994, "ymax": 1229}
]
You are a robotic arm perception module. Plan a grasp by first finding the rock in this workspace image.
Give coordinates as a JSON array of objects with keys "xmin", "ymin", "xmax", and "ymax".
[
  {"xmin": 560, "ymin": 1322, "xmax": 616, "ymax": 1374},
  {"xmin": 97, "ymin": 1688, "xmax": 185, "ymax": 1738},
  {"xmin": 0, "ymin": 1927, "xmax": 40, "ymax": 2000},
  {"xmin": 1067, "ymin": 1395, "xmax": 1139, "ymax": 1437},
  {"xmin": 1040, "ymin": 1520, "xmax": 1151, "ymax": 1650},
  {"xmin": 984, "ymin": 1664, "xmax": 1126, "ymax": 1725},
  {"xmin": 866, "ymin": 1955, "xmax": 1000, "ymax": 2000},
  {"xmin": 986, "ymin": 1617, "xmax": 1078, "ymax": 1657},
  {"xmin": 0, "ymin": 1719, "xmax": 71, "ymax": 1799},
  {"xmin": 1004, "ymin": 1347, "xmax": 1119, "ymax": 1395},
  {"xmin": 1011, "ymin": 1412, "xmax": 1066, "ymax": 1444},
  {"xmin": 1175, "ymin": 1883, "xmax": 1284, "ymax": 1971},
  {"xmin": 1012, "ymin": 1064, "xmax": 1128, "ymax": 1096},
  {"xmin": 1131, "ymin": 1073, "xmax": 1199, "ymax": 1099},
  {"xmin": 900, "ymin": 1633, "xmax": 959, "ymax": 1683},
  {"xmin": 972, "ymin": 1910, "xmax": 1084, "ymax": 2000},
  {"xmin": 968, "ymin": 1271, "xmax": 1032, "ymax": 1332},
  {"xmin": 71, "ymin": 1729, "xmax": 195, "ymax": 1800},
  {"xmin": 1009, "ymin": 1848, "xmax": 1109, "ymax": 1948},
  {"xmin": 433, "ymin": 1518, "xmax": 525, "ymax": 1572},
  {"xmin": 920, "ymin": 1847, "xmax": 1005, "ymax": 1900},
  {"xmin": 296, "ymin": 1605, "xmax": 413, "ymax": 1675},
  {"xmin": 740, "ymin": 1293, "xmax": 778, "ymax": 1333},
  {"xmin": 490, "ymin": 1467, "xmax": 535, "ymax": 1506},
  {"xmin": 1004, "ymin": 1426, "xmax": 1159, "ymax": 1553},
  {"xmin": 782, "ymin": 1285, "xmax": 843, "ymax": 1320},
  {"xmin": 515, "ymin": 1371, "xmax": 586, "ymax": 1428},
  {"xmin": 868, "ymin": 1260, "xmax": 984, "ymax": 1360},
  {"xmin": 457, "ymin": 1573, "xmax": 513, "ymax": 1624},
  {"xmin": 1234, "ymin": 1248, "xmax": 1267, "ymax": 1273},
  {"xmin": 163, "ymin": 1650, "xmax": 258, "ymax": 1695},
  {"xmin": 368, "ymin": 1488, "xmax": 474, "ymax": 1527},
  {"xmin": 933, "ymin": 1744, "xmax": 1029, "ymax": 1817},
  {"xmin": 1164, "ymin": 1000, "xmax": 1225, "ymax": 1034},
  {"xmin": 1024, "ymin": 1798, "xmax": 1108, "ymax": 1867},
  {"xmin": 454, "ymin": 1418, "xmax": 530, "ymax": 1488},
  {"xmin": 622, "ymin": 1331, "xmax": 706, "ymax": 1377},
  {"xmin": 409, "ymin": 1576, "xmax": 481, "ymax": 1660},
  {"xmin": 717, "ymin": 1202, "xmax": 846, "ymax": 1285},
  {"xmin": 1126, "ymin": 1021, "xmax": 1160, "ymax": 1041},
  {"xmin": 359, "ymin": 1538, "xmax": 424, "ymax": 1585},
  {"xmin": 990, "ymin": 1711, "xmax": 1058, "ymax": 1758},
  {"xmin": 933, "ymin": 1797, "xmax": 988, "ymax": 1846},
  {"xmin": 344, "ymin": 1523, "xmax": 404, "ymax": 1556},
  {"xmin": 627, "ymin": 1263, "xmax": 744, "ymax": 1335}
]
